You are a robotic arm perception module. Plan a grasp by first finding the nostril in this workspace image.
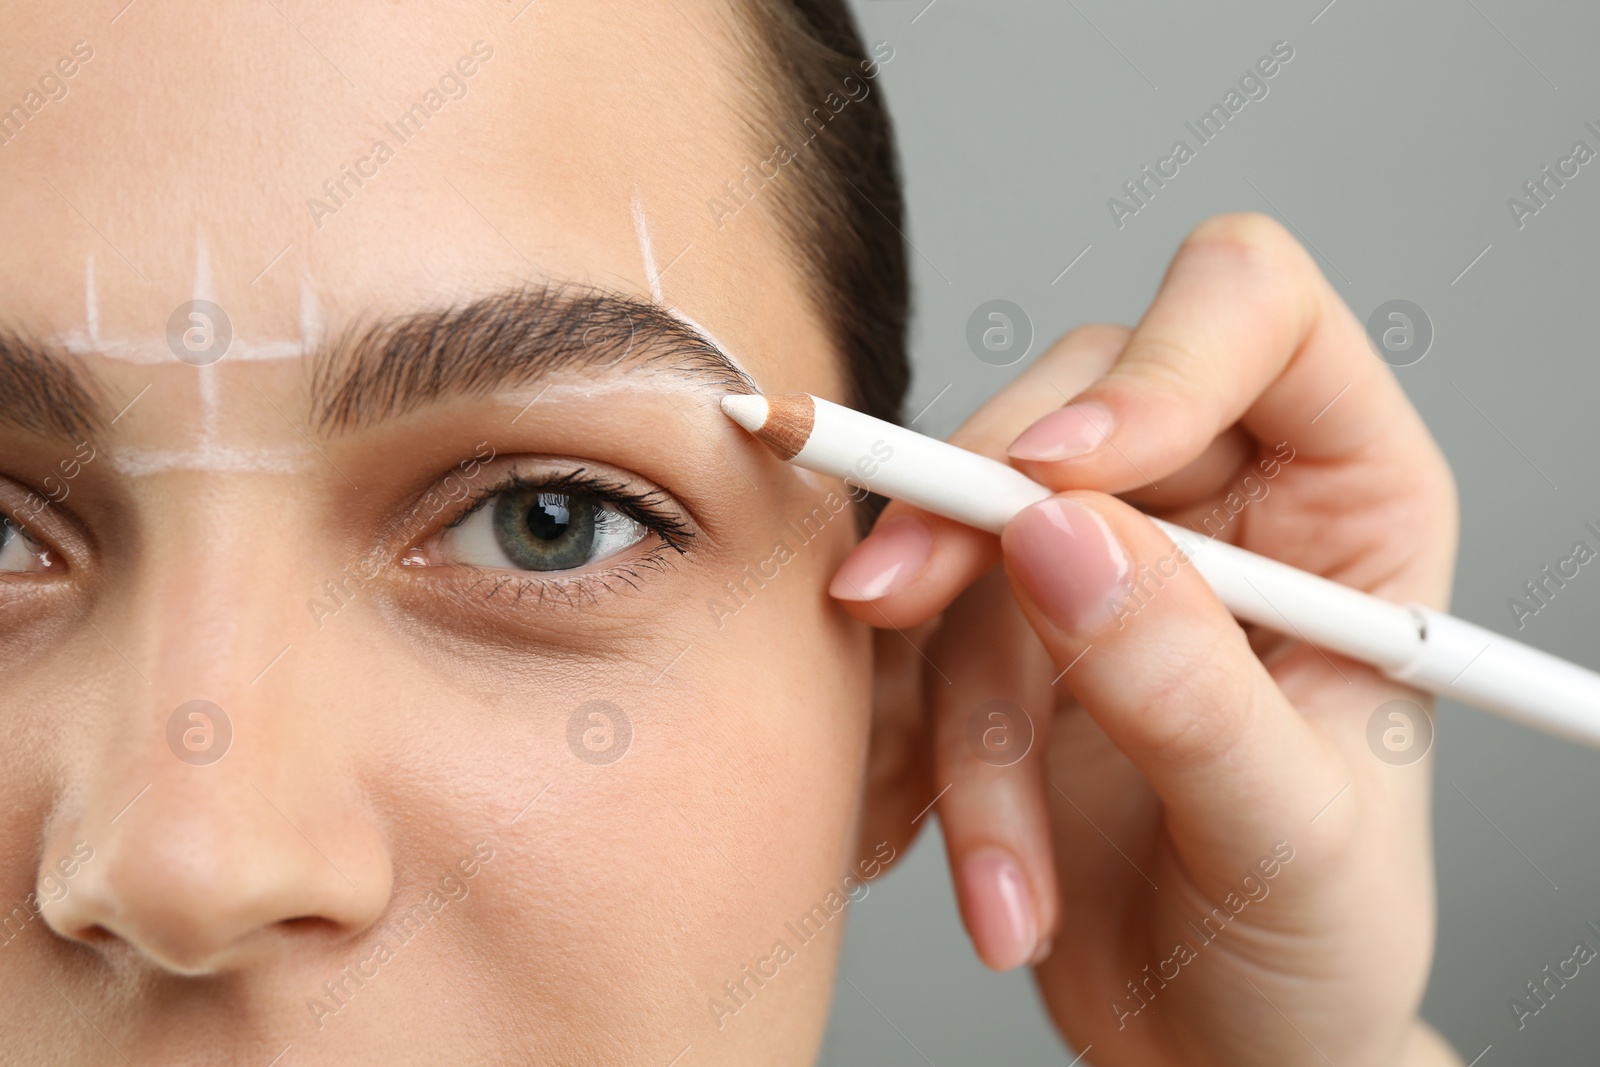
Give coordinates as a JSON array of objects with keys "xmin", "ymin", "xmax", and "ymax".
[
  {"xmin": 37, "ymin": 773, "xmax": 395, "ymax": 976},
  {"xmin": 281, "ymin": 915, "xmax": 341, "ymax": 935},
  {"xmin": 71, "ymin": 924, "xmax": 118, "ymax": 946}
]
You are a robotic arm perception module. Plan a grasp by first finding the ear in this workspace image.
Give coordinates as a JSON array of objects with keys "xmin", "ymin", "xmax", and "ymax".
[{"xmin": 855, "ymin": 623, "xmax": 938, "ymax": 876}]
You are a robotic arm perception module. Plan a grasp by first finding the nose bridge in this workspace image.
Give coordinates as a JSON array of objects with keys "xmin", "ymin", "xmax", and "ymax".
[
  {"xmin": 126, "ymin": 473, "xmax": 355, "ymax": 789},
  {"xmin": 41, "ymin": 485, "xmax": 392, "ymax": 974},
  {"xmin": 142, "ymin": 476, "xmax": 312, "ymax": 701}
]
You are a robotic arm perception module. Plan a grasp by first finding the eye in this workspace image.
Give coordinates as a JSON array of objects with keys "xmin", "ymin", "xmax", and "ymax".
[
  {"xmin": 438, "ymin": 485, "xmax": 651, "ymax": 573},
  {"xmin": 0, "ymin": 518, "xmax": 56, "ymax": 574}
]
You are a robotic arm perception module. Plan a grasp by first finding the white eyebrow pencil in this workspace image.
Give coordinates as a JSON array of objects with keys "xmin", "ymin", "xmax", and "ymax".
[{"xmin": 722, "ymin": 392, "xmax": 1600, "ymax": 749}]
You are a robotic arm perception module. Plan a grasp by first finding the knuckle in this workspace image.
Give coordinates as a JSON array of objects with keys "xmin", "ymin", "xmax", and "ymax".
[
  {"xmin": 1105, "ymin": 332, "xmax": 1219, "ymax": 411},
  {"xmin": 1177, "ymin": 213, "xmax": 1313, "ymax": 306},
  {"xmin": 1182, "ymin": 211, "xmax": 1300, "ymax": 267},
  {"xmin": 1121, "ymin": 631, "xmax": 1264, "ymax": 769}
]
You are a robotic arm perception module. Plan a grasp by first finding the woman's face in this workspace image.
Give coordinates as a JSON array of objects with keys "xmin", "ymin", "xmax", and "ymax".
[{"xmin": 0, "ymin": 3, "xmax": 886, "ymax": 1062}]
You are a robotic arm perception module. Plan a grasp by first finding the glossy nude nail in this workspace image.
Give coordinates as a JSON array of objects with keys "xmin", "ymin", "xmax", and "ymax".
[
  {"xmin": 1007, "ymin": 402, "xmax": 1115, "ymax": 462},
  {"xmin": 828, "ymin": 515, "xmax": 934, "ymax": 601},
  {"xmin": 1004, "ymin": 498, "xmax": 1131, "ymax": 633},
  {"xmin": 960, "ymin": 847, "xmax": 1038, "ymax": 971}
]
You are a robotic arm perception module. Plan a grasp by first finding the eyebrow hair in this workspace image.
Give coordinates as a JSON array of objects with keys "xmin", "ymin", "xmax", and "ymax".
[
  {"xmin": 0, "ymin": 332, "xmax": 107, "ymax": 441},
  {"xmin": 311, "ymin": 285, "xmax": 756, "ymax": 432}
]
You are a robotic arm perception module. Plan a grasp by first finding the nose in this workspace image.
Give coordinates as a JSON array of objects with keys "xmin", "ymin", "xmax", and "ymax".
[
  {"xmin": 35, "ymin": 464, "xmax": 397, "ymax": 976},
  {"xmin": 42, "ymin": 693, "xmax": 394, "ymax": 975},
  {"xmin": 42, "ymin": 725, "xmax": 393, "ymax": 974},
  {"xmin": 40, "ymin": 555, "xmax": 393, "ymax": 975}
]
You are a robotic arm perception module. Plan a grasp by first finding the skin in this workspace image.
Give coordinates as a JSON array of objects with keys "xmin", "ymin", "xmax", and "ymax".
[{"xmin": 0, "ymin": 4, "xmax": 1461, "ymax": 1067}]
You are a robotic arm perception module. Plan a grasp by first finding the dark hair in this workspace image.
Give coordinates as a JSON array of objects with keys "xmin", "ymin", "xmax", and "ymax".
[{"xmin": 733, "ymin": 0, "xmax": 910, "ymax": 429}]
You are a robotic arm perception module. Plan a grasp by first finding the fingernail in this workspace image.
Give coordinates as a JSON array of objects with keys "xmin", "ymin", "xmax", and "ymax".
[
  {"xmin": 829, "ymin": 515, "xmax": 934, "ymax": 601},
  {"xmin": 960, "ymin": 848, "xmax": 1038, "ymax": 971},
  {"xmin": 1029, "ymin": 936, "xmax": 1054, "ymax": 967},
  {"xmin": 1004, "ymin": 498, "xmax": 1131, "ymax": 633},
  {"xmin": 1008, "ymin": 402, "xmax": 1115, "ymax": 462}
]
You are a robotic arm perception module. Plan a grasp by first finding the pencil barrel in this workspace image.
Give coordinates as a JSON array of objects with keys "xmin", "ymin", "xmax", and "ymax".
[{"xmin": 1390, "ymin": 607, "xmax": 1600, "ymax": 745}]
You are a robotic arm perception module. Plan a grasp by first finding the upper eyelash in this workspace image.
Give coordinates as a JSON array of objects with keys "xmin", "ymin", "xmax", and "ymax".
[{"xmin": 446, "ymin": 467, "xmax": 696, "ymax": 556}]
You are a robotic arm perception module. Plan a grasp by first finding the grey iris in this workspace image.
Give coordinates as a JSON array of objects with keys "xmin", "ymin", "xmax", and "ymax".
[{"xmin": 491, "ymin": 489, "xmax": 597, "ymax": 571}]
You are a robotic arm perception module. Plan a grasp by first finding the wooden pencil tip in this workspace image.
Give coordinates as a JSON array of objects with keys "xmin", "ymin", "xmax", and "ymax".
[{"xmin": 720, "ymin": 392, "xmax": 815, "ymax": 461}]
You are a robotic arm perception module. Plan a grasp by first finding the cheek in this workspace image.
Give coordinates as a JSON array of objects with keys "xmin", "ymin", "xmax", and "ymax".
[
  {"xmin": 467, "ymin": 518, "xmax": 864, "ymax": 1023},
  {"xmin": 428, "ymin": 617, "xmax": 868, "ymax": 1043},
  {"xmin": 347, "ymin": 501, "xmax": 871, "ymax": 1041}
]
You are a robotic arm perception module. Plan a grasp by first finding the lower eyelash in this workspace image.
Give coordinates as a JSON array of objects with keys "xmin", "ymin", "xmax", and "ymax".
[{"xmin": 459, "ymin": 543, "xmax": 683, "ymax": 607}]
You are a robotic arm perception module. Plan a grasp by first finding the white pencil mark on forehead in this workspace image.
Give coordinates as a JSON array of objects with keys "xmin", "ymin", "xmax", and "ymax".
[
  {"xmin": 192, "ymin": 230, "xmax": 214, "ymax": 304},
  {"xmin": 93, "ymin": 234, "xmax": 319, "ymax": 474},
  {"xmin": 195, "ymin": 230, "xmax": 221, "ymax": 447},
  {"xmin": 631, "ymin": 186, "xmax": 664, "ymax": 305},
  {"xmin": 628, "ymin": 188, "xmax": 761, "ymax": 391},
  {"xmin": 56, "ymin": 263, "xmax": 315, "ymax": 363},
  {"xmin": 85, "ymin": 253, "xmax": 99, "ymax": 347}
]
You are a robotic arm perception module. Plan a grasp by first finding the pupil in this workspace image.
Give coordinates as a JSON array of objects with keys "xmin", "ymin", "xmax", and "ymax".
[{"xmin": 526, "ymin": 494, "xmax": 571, "ymax": 541}]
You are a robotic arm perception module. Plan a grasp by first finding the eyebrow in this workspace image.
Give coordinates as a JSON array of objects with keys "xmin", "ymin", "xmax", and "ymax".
[
  {"xmin": 0, "ymin": 333, "xmax": 108, "ymax": 441},
  {"xmin": 0, "ymin": 285, "xmax": 754, "ymax": 443},
  {"xmin": 311, "ymin": 285, "xmax": 755, "ymax": 432}
]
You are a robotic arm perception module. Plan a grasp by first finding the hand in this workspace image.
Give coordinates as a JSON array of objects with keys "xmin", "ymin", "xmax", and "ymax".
[{"xmin": 838, "ymin": 215, "xmax": 1462, "ymax": 1066}]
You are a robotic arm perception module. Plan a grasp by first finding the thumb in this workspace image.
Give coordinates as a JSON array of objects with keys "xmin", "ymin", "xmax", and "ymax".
[{"xmin": 999, "ymin": 492, "xmax": 1344, "ymax": 858}]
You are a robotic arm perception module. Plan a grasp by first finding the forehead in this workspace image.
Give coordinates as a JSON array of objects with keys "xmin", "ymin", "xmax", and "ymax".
[{"xmin": 0, "ymin": 0, "xmax": 828, "ymax": 398}]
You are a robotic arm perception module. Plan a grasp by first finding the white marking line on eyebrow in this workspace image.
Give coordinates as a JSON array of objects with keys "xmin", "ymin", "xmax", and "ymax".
[
  {"xmin": 55, "ymin": 334, "xmax": 310, "ymax": 362},
  {"xmin": 664, "ymin": 305, "xmax": 762, "ymax": 390},
  {"xmin": 509, "ymin": 382, "xmax": 552, "ymax": 424},
  {"xmin": 234, "ymin": 339, "xmax": 308, "ymax": 359},
  {"xmin": 110, "ymin": 444, "xmax": 314, "ymax": 476},
  {"xmin": 631, "ymin": 185, "xmax": 664, "ymax": 304},
  {"xmin": 497, "ymin": 378, "xmax": 739, "ymax": 414}
]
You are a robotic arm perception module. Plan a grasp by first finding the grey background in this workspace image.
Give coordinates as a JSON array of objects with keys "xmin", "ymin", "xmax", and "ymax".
[{"xmin": 819, "ymin": 0, "xmax": 1600, "ymax": 1063}]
